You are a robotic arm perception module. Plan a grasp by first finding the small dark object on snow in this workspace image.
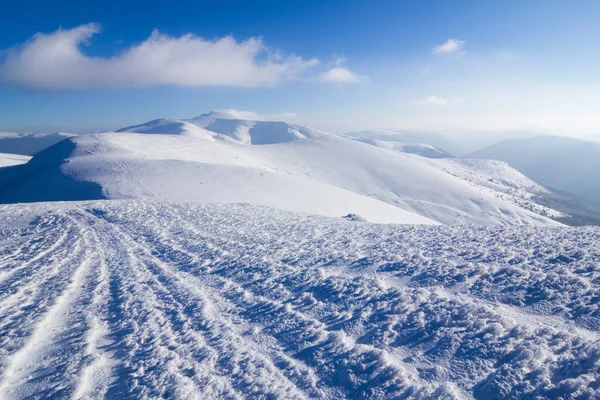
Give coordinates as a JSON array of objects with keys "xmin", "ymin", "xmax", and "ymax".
[{"xmin": 343, "ymin": 213, "xmax": 366, "ymax": 222}]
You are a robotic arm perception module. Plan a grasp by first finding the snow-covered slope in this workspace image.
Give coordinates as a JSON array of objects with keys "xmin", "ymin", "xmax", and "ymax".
[
  {"xmin": 0, "ymin": 132, "xmax": 76, "ymax": 156},
  {"xmin": 0, "ymin": 200, "xmax": 599, "ymax": 399},
  {"xmin": 468, "ymin": 135, "xmax": 600, "ymax": 206},
  {"xmin": 425, "ymin": 158, "xmax": 566, "ymax": 220},
  {"xmin": 116, "ymin": 118, "xmax": 216, "ymax": 140},
  {"xmin": 0, "ymin": 133, "xmax": 434, "ymax": 224},
  {"xmin": 187, "ymin": 111, "xmax": 323, "ymax": 145},
  {"xmin": 349, "ymin": 138, "xmax": 453, "ymax": 158},
  {"xmin": 115, "ymin": 114, "xmax": 561, "ymax": 225},
  {"xmin": 242, "ymin": 136, "xmax": 557, "ymax": 225},
  {"xmin": 0, "ymin": 113, "xmax": 564, "ymax": 225},
  {"xmin": 340, "ymin": 133, "xmax": 563, "ymax": 218},
  {"xmin": 0, "ymin": 153, "xmax": 30, "ymax": 168}
]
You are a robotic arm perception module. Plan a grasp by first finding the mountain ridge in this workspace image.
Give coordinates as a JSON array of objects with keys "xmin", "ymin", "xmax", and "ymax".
[{"xmin": 0, "ymin": 113, "xmax": 567, "ymax": 226}]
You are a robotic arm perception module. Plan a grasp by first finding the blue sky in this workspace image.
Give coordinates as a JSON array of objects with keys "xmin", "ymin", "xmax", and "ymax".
[{"xmin": 1, "ymin": 0, "xmax": 599, "ymax": 135}]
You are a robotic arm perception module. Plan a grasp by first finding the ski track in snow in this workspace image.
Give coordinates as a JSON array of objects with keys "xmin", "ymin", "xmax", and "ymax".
[{"xmin": 1, "ymin": 200, "xmax": 600, "ymax": 399}]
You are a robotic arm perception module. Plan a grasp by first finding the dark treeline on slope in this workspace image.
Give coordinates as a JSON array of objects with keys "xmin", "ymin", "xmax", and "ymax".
[{"xmin": 535, "ymin": 188, "xmax": 600, "ymax": 227}]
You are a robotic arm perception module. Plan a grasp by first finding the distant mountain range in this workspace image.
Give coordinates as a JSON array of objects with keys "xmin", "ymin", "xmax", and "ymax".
[
  {"xmin": 0, "ymin": 132, "xmax": 76, "ymax": 155},
  {"xmin": 468, "ymin": 135, "xmax": 600, "ymax": 207}
]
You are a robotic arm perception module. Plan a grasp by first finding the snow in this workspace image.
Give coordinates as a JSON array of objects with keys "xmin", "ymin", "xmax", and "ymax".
[
  {"xmin": 0, "ymin": 153, "xmax": 30, "ymax": 168},
  {"xmin": 186, "ymin": 111, "xmax": 323, "ymax": 145},
  {"xmin": 118, "ymin": 111, "xmax": 323, "ymax": 146},
  {"xmin": 241, "ymin": 136, "xmax": 559, "ymax": 225},
  {"xmin": 117, "ymin": 118, "xmax": 216, "ymax": 140},
  {"xmin": 0, "ymin": 113, "xmax": 566, "ymax": 226},
  {"xmin": 0, "ymin": 200, "xmax": 599, "ymax": 399},
  {"xmin": 1, "ymin": 113, "xmax": 598, "ymax": 398},
  {"xmin": 425, "ymin": 158, "xmax": 566, "ymax": 219},
  {"xmin": 0, "ymin": 133, "xmax": 434, "ymax": 224},
  {"xmin": 0, "ymin": 132, "xmax": 555, "ymax": 225}
]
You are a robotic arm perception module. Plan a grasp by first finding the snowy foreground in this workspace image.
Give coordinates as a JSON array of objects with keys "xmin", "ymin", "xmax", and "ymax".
[{"xmin": 1, "ymin": 200, "xmax": 600, "ymax": 399}]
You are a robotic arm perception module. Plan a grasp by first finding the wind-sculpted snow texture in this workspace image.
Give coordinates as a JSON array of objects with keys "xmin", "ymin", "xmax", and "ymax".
[{"xmin": 1, "ymin": 200, "xmax": 600, "ymax": 399}]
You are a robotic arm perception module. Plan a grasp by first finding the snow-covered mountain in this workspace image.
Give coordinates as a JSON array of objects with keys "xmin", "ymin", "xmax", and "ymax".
[
  {"xmin": 0, "ymin": 132, "xmax": 77, "ymax": 156},
  {"xmin": 118, "ymin": 111, "xmax": 323, "ymax": 145},
  {"xmin": 0, "ymin": 112, "xmax": 565, "ymax": 226},
  {"xmin": 468, "ymin": 135, "xmax": 600, "ymax": 206},
  {"xmin": 1, "ymin": 200, "xmax": 599, "ymax": 399},
  {"xmin": 0, "ymin": 132, "xmax": 434, "ymax": 224}
]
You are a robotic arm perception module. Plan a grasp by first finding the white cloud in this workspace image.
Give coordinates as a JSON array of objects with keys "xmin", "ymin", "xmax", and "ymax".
[
  {"xmin": 411, "ymin": 95, "xmax": 448, "ymax": 106},
  {"xmin": 0, "ymin": 24, "xmax": 325, "ymax": 89},
  {"xmin": 213, "ymin": 109, "xmax": 297, "ymax": 121},
  {"xmin": 318, "ymin": 56, "xmax": 364, "ymax": 83},
  {"xmin": 320, "ymin": 67, "xmax": 362, "ymax": 83},
  {"xmin": 433, "ymin": 39, "xmax": 465, "ymax": 55}
]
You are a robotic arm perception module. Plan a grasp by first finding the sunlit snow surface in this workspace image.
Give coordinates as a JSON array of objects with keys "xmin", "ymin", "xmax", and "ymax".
[
  {"xmin": 1, "ymin": 200, "xmax": 600, "ymax": 399},
  {"xmin": 0, "ymin": 153, "xmax": 30, "ymax": 168}
]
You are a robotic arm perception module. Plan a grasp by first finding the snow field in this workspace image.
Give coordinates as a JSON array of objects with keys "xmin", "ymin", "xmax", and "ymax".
[{"xmin": 0, "ymin": 200, "xmax": 599, "ymax": 399}]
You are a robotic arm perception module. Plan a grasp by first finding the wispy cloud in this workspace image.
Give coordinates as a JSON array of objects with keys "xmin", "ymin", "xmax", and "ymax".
[
  {"xmin": 411, "ymin": 95, "xmax": 448, "ymax": 106},
  {"xmin": 213, "ymin": 109, "xmax": 297, "ymax": 121},
  {"xmin": 320, "ymin": 67, "xmax": 361, "ymax": 83},
  {"xmin": 0, "ymin": 24, "xmax": 360, "ymax": 89},
  {"xmin": 433, "ymin": 39, "xmax": 465, "ymax": 55},
  {"xmin": 318, "ymin": 57, "xmax": 364, "ymax": 83}
]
